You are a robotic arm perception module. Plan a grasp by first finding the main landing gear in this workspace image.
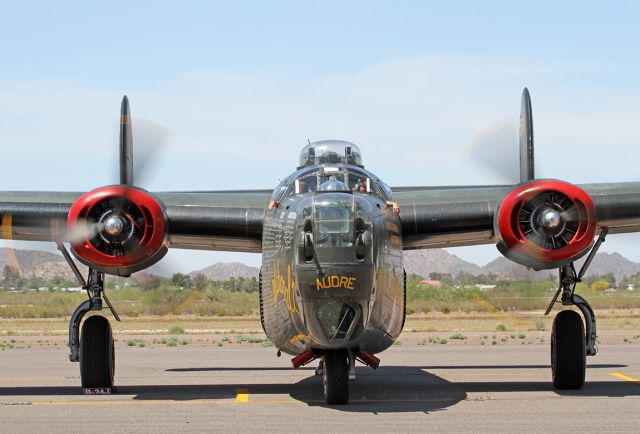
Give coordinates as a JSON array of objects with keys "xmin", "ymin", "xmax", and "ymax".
[
  {"xmin": 545, "ymin": 228, "xmax": 607, "ymax": 390},
  {"xmin": 57, "ymin": 242, "xmax": 120, "ymax": 393},
  {"xmin": 292, "ymin": 348, "xmax": 380, "ymax": 405}
]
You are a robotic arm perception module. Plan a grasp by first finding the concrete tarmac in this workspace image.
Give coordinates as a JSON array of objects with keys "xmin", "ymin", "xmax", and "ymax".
[{"xmin": 0, "ymin": 344, "xmax": 638, "ymax": 433}]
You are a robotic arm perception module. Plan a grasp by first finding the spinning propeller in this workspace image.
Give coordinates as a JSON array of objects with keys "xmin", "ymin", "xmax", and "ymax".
[
  {"xmin": 465, "ymin": 88, "xmax": 598, "ymax": 269},
  {"xmin": 65, "ymin": 97, "xmax": 169, "ymax": 276}
]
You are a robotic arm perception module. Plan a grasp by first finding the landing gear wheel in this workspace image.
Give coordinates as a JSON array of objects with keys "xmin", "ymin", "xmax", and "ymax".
[
  {"xmin": 80, "ymin": 315, "xmax": 115, "ymax": 389},
  {"xmin": 322, "ymin": 350, "xmax": 349, "ymax": 405},
  {"xmin": 551, "ymin": 310, "xmax": 585, "ymax": 390}
]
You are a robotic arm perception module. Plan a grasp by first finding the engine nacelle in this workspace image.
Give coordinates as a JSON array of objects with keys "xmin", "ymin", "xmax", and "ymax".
[
  {"xmin": 495, "ymin": 180, "xmax": 596, "ymax": 270},
  {"xmin": 67, "ymin": 186, "xmax": 168, "ymax": 276}
]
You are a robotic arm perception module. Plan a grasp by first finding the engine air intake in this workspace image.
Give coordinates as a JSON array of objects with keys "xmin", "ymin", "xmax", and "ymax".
[
  {"xmin": 67, "ymin": 186, "xmax": 168, "ymax": 276},
  {"xmin": 495, "ymin": 180, "xmax": 596, "ymax": 270}
]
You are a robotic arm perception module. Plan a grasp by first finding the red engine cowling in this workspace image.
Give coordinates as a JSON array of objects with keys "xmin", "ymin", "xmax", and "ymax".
[
  {"xmin": 495, "ymin": 180, "xmax": 597, "ymax": 270},
  {"xmin": 67, "ymin": 186, "xmax": 168, "ymax": 276}
]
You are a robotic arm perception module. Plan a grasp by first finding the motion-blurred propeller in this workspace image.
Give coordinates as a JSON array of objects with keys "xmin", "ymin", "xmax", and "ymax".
[{"xmin": 462, "ymin": 114, "xmax": 519, "ymax": 183}]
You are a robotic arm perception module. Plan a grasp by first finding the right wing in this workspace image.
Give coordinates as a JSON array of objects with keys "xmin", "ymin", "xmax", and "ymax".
[{"xmin": 395, "ymin": 182, "xmax": 640, "ymax": 251}]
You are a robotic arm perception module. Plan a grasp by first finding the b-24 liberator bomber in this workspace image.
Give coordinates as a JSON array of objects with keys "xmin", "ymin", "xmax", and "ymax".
[{"xmin": 1, "ymin": 89, "xmax": 639, "ymax": 404}]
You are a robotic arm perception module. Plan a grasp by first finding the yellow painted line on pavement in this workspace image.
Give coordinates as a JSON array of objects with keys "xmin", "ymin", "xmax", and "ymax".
[
  {"xmin": 235, "ymin": 388, "xmax": 250, "ymax": 403},
  {"xmin": 0, "ymin": 375, "xmax": 72, "ymax": 381},
  {"xmin": 21, "ymin": 397, "xmax": 458, "ymax": 407},
  {"xmin": 610, "ymin": 373, "xmax": 640, "ymax": 384},
  {"xmin": 31, "ymin": 399, "xmax": 229, "ymax": 406}
]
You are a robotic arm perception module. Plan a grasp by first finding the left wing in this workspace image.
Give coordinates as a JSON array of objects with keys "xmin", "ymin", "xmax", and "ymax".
[{"xmin": 0, "ymin": 190, "xmax": 271, "ymax": 253}]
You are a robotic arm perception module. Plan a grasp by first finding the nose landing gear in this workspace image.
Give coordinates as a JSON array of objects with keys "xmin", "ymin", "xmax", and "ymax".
[
  {"xmin": 292, "ymin": 348, "xmax": 380, "ymax": 404},
  {"xmin": 322, "ymin": 350, "xmax": 350, "ymax": 405}
]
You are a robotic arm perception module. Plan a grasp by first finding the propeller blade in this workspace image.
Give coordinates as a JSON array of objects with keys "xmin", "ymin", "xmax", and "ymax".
[
  {"xmin": 120, "ymin": 96, "xmax": 133, "ymax": 186},
  {"xmin": 462, "ymin": 115, "xmax": 519, "ymax": 183},
  {"xmin": 66, "ymin": 218, "xmax": 104, "ymax": 245},
  {"xmin": 132, "ymin": 118, "xmax": 171, "ymax": 185},
  {"xmin": 519, "ymin": 87, "xmax": 535, "ymax": 182}
]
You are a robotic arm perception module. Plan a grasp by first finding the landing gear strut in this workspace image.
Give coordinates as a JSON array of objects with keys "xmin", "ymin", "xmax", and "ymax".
[
  {"xmin": 57, "ymin": 242, "xmax": 120, "ymax": 393},
  {"xmin": 545, "ymin": 228, "xmax": 607, "ymax": 390}
]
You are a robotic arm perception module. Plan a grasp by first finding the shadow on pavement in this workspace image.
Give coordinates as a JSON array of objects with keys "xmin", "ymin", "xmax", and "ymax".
[
  {"xmin": 0, "ymin": 363, "xmax": 637, "ymax": 412},
  {"xmin": 166, "ymin": 363, "xmax": 626, "ymax": 372}
]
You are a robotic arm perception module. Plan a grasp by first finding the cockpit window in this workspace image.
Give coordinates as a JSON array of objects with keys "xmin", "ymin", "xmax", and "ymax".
[
  {"xmin": 318, "ymin": 206, "xmax": 350, "ymax": 234},
  {"xmin": 282, "ymin": 165, "xmax": 391, "ymax": 201},
  {"xmin": 271, "ymin": 181, "xmax": 288, "ymax": 201},
  {"xmin": 314, "ymin": 198, "xmax": 354, "ymax": 248}
]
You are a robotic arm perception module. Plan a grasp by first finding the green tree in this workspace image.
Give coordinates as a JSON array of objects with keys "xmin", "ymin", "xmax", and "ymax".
[
  {"xmin": 140, "ymin": 275, "xmax": 162, "ymax": 291},
  {"xmin": 171, "ymin": 273, "xmax": 194, "ymax": 289},
  {"xmin": 2, "ymin": 265, "xmax": 20, "ymax": 286},
  {"xmin": 28, "ymin": 276, "xmax": 45, "ymax": 289}
]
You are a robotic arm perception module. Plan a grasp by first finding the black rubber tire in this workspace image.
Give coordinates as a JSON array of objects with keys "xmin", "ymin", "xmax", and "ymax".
[
  {"xmin": 323, "ymin": 350, "xmax": 349, "ymax": 405},
  {"xmin": 80, "ymin": 315, "xmax": 115, "ymax": 389},
  {"xmin": 551, "ymin": 310, "xmax": 586, "ymax": 390}
]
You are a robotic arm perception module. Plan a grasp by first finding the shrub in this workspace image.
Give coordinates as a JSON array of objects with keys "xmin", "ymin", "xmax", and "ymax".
[
  {"xmin": 168, "ymin": 326, "xmax": 185, "ymax": 335},
  {"xmin": 450, "ymin": 333, "xmax": 467, "ymax": 340},
  {"xmin": 496, "ymin": 324, "xmax": 507, "ymax": 332},
  {"xmin": 591, "ymin": 280, "xmax": 609, "ymax": 291}
]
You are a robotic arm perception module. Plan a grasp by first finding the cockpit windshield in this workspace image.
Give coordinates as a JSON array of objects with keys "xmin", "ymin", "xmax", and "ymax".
[{"xmin": 277, "ymin": 165, "xmax": 392, "ymax": 201}]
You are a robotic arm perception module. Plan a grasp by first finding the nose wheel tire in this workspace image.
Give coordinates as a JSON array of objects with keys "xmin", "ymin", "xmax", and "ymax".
[
  {"xmin": 80, "ymin": 315, "xmax": 115, "ymax": 389},
  {"xmin": 551, "ymin": 310, "xmax": 586, "ymax": 390},
  {"xmin": 322, "ymin": 350, "xmax": 349, "ymax": 405}
]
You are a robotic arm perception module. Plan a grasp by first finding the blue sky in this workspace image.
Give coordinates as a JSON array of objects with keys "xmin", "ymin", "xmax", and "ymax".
[{"xmin": 1, "ymin": 2, "xmax": 640, "ymax": 272}]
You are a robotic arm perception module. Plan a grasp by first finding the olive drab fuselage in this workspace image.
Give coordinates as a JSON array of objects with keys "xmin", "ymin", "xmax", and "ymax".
[{"xmin": 259, "ymin": 144, "xmax": 405, "ymax": 356}]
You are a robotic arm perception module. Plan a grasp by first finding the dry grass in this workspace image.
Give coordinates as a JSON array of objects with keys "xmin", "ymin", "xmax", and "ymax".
[{"xmin": 1, "ymin": 310, "xmax": 638, "ymax": 337}]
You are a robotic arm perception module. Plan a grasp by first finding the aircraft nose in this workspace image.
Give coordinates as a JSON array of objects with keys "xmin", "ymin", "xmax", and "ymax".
[{"xmin": 295, "ymin": 262, "xmax": 375, "ymax": 344}]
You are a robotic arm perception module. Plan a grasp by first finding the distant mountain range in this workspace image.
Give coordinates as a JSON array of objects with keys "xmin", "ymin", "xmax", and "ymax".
[
  {"xmin": 189, "ymin": 262, "xmax": 259, "ymax": 281},
  {"xmin": 403, "ymin": 250, "xmax": 640, "ymax": 282},
  {"xmin": 2, "ymin": 247, "xmax": 640, "ymax": 283}
]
